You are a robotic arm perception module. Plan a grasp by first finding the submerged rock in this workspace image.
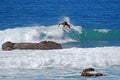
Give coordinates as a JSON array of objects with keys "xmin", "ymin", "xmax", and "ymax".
[
  {"xmin": 2, "ymin": 41, "xmax": 62, "ymax": 51},
  {"xmin": 81, "ymin": 68, "xmax": 104, "ymax": 77}
]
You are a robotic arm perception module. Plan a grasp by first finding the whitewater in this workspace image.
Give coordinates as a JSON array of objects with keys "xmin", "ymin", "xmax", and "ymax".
[
  {"xmin": 0, "ymin": 24, "xmax": 120, "ymax": 80},
  {"xmin": 0, "ymin": 47, "xmax": 120, "ymax": 69}
]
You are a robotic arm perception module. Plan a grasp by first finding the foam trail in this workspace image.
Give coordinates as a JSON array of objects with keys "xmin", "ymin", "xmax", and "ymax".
[{"xmin": 0, "ymin": 47, "xmax": 120, "ymax": 69}]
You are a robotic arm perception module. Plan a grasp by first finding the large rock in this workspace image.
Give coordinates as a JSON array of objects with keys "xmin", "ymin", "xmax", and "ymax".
[{"xmin": 2, "ymin": 41, "xmax": 62, "ymax": 51}]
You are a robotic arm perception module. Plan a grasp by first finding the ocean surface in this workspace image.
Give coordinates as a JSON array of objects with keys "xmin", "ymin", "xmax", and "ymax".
[{"xmin": 0, "ymin": 0, "xmax": 120, "ymax": 80}]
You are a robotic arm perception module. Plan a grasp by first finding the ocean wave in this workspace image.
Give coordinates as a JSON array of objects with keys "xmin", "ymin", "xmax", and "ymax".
[
  {"xmin": 0, "ymin": 25, "xmax": 82, "ymax": 46},
  {"xmin": 0, "ymin": 25, "xmax": 119, "ymax": 46},
  {"xmin": 0, "ymin": 47, "xmax": 120, "ymax": 69},
  {"xmin": 0, "ymin": 17, "xmax": 119, "ymax": 48}
]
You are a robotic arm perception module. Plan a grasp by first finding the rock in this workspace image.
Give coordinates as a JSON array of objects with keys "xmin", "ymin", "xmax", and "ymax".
[
  {"xmin": 2, "ymin": 41, "xmax": 15, "ymax": 51},
  {"xmin": 82, "ymin": 67, "xmax": 95, "ymax": 72},
  {"xmin": 38, "ymin": 41, "xmax": 62, "ymax": 50},
  {"xmin": 81, "ymin": 72, "xmax": 94, "ymax": 76},
  {"xmin": 94, "ymin": 73, "xmax": 104, "ymax": 76},
  {"xmin": 81, "ymin": 68, "xmax": 104, "ymax": 77},
  {"xmin": 81, "ymin": 72, "xmax": 104, "ymax": 77},
  {"xmin": 2, "ymin": 41, "xmax": 62, "ymax": 51}
]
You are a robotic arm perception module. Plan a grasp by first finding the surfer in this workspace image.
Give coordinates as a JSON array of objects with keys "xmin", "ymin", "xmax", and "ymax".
[{"xmin": 58, "ymin": 21, "xmax": 71, "ymax": 29}]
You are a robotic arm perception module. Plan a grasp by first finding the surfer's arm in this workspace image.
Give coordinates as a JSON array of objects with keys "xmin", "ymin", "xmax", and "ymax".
[{"xmin": 69, "ymin": 25, "xmax": 71, "ymax": 29}]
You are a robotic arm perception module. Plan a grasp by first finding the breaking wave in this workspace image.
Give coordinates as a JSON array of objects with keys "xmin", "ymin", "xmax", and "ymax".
[
  {"xmin": 0, "ymin": 47, "xmax": 120, "ymax": 69},
  {"xmin": 0, "ymin": 24, "xmax": 119, "ymax": 46}
]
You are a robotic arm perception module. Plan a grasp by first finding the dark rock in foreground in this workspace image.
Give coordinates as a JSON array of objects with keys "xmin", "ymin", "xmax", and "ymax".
[
  {"xmin": 81, "ymin": 68, "xmax": 104, "ymax": 77},
  {"xmin": 2, "ymin": 41, "xmax": 62, "ymax": 51}
]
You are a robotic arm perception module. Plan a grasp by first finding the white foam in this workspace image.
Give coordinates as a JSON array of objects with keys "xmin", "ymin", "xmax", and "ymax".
[
  {"xmin": 0, "ymin": 47, "xmax": 120, "ymax": 69},
  {"xmin": 94, "ymin": 29, "xmax": 110, "ymax": 33}
]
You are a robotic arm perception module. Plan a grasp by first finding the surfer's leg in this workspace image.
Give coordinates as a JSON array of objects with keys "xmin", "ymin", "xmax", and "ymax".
[
  {"xmin": 67, "ymin": 24, "xmax": 71, "ymax": 29},
  {"xmin": 68, "ymin": 25, "xmax": 71, "ymax": 29}
]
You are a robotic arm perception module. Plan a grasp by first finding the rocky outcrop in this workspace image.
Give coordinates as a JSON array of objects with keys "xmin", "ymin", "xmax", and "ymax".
[
  {"xmin": 2, "ymin": 41, "xmax": 62, "ymax": 51},
  {"xmin": 81, "ymin": 68, "xmax": 104, "ymax": 77}
]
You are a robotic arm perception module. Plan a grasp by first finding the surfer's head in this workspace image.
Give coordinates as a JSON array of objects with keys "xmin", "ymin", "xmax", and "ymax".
[{"xmin": 64, "ymin": 22, "xmax": 68, "ymax": 24}]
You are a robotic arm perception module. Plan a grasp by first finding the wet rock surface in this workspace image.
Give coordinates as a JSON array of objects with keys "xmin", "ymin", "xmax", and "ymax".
[
  {"xmin": 81, "ymin": 68, "xmax": 104, "ymax": 77},
  {"xmin": 2, "ymin": 41, "xmax": 62, "ymax": 51}
]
